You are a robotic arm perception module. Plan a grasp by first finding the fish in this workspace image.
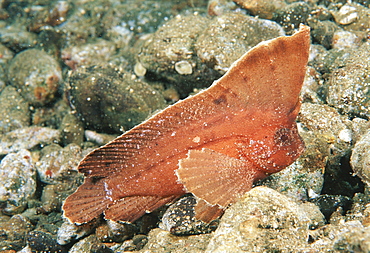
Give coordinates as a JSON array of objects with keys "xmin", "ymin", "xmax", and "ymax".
[{"xmin": 62, "ymin": 25, "xmax": 310, "ymax": 224}]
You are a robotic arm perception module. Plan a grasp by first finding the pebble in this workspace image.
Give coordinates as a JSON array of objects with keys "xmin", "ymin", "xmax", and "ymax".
[
  {"xmin": 7, "ymin": 48, "xmax": 62, "ymax": 106},
  {"xmin": 138, "ymin": 13, "xmax": 212, "ymax": 96},
  {"xmin": 0, "ymin": 150, "xmax": 36, "ymax": 215},
  {"xmin": 196, "ymin": 13, "xmax": 285, "ymax": 73},
  {"xmin": 0, "ymin": 126, "xmax": 60, "ymax": 155},
  {"xmin": 0, "ymin": 24, "xmax": 37, "ymax": 52},
  {"xmin": 35, "ymin": 143, "xmax": 83, "ymax": 184},
  {"xmin": 351, "ymin": 130, "xmax": 370, "ymax": 186},
  {"xmin": 61, "ymin": 39, "xmax": 117, "ymax": 70},
  {"xmin": 206, "ymin": 186, "xmax": 325, "ymax": 252},
  {"xmin": 57, "ymin": 221, "xmax": 95, "ymax": 245},
  {"xmin": 233, "ymin": 0, "xmax": 286, "ymax": 19},
  {"xmin": 273, "ymin": 2, "xmax": 313, "ymax": 32},
  {"xmin": 139, "ymin": 228, "xmax": 212, "ymax": 253},
  {"xmin": 326, "ymin": 42, "xmax": 370, "ymax": 118},
  {"xmin": 0, "ymin": 86, "xmax": 30, "ymax": 134},
  {"xmin": 332, "ymin": 30, "xmax": 363, "ymax": 49},
  {"xmin": 160, "ymin": 195, "xmax": 218, "ymax": 235},
  {"xmin": 60, "ymin": 113, "xmax": 84, "ymax": 146},
  {"xmin": 331, "ymin": 2, "xmax": 370, "ymax": 32},
  {"xmin": 67, "ymin": 65, "xmax": 166, "ymax": 133},
  {"xmin": 95, "ymin": 220, "xmax": 137, "ymax": 243},
  {"xmin": 68, "ymin": 235, "xmax": 113, "ymax": 253},
  {"xmin": 27, "ymin": 230, "xmax": 67, "ymax": 253},
  {"xmin": 0, "ymin": 214, "xmax": 34, "ymax": 251}
]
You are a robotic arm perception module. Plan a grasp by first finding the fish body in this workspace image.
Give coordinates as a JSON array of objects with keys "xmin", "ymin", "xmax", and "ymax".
[{"xmin": 63, "ymin": 25, "xmax": 310, "ymax": 224}]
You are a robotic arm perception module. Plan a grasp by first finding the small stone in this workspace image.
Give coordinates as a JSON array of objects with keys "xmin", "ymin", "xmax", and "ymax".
[
  {"xmin": 326, "ymin": 43, "xmax": 370, "ymax": 118},
  {"xmin": 57, "ymin": 221, "xmax": 95, "ymax": 245},
  {"xmin": 0, "ymin": 86, "xmax": 30, "ymax": 134},
  {"xmin": 233, "ymin": 0, "xmax": 286, "ymax": 19},
  {"xmin": 27, "ymin": 231, "xmax": 66, "ymax": 253},
  {"xmin": 332, "ymin": 30, "xmax": 362, "ymax": 49},
  {"xmin": 0, "ymin": 126, "xmax": 60, "ymax": 155},
  {"xmin": 134, "ymin": 62, "xmax": 147, "ymax": 77},
  {"xmin": 68, "ymin": 235, "xmax": 113, "ymax": 253},
  {"xmin": 61, "ymin": 39, "xmax": 116, "ymax": 70},
  {"xmin": 7, "ymin": 48, "xmax": 62, "ymax": 106},
  {"xmin": 351, "ymin": 130, "xmax": 370, "ymax": 186},
  {"xmin": 60, "ymin": 113, "xmax": 84, "ymax": 146},
  {"xmin": 95, "ymin": 220, "xmax": 137, "ymax": 243},
  {"xmin": 84, "ymin": 130, "xmax": 116, "ymax": 145},
  {"xmin": 140, "ymin": 228, "xmax": 212, "ymax": 252},
  {"xmin": 36, "ymin": 143, "xmax": 83, "ymax": 184},
  {"xmin": 67, "ymin": 65, "xmax": 166, "ymax": 133},
  {"xmin": 333, "ymin": 4, "xmax": 359, "ymax": 25},
  {"xmin": 0, "ymin": 150, "xmax": 36, "ymax": 215},
  {"xmin": 0, "ymin": 214, "xmax": 34, "ymax": 251},
  {"xmin": 206, "ymin": 187, "xmax": 325, "ymax": 252},
  {"xmin": 174, "ymin": 60, "xmax": 193, "ymax": 75},
  {"xmin": 160, "ymin": 195, "xmax": 218, "ymax": 235}
]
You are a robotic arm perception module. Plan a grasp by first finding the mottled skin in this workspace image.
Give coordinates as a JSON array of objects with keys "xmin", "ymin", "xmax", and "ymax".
[{"xmin": 63, "ymin": 25, "xmax": 310, "ymax": 224}]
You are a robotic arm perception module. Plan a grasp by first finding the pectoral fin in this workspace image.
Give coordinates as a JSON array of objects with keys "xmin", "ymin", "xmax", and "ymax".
[{"xmin": 177, "ymin": 148, "xmax": 255, "ymax": 209}]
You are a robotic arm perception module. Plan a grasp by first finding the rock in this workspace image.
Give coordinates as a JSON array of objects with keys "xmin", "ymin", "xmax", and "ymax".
[
  {"xmin": 0, "ymin": 150, "xmax": 36, "ymax": 215},
  {"xmin": 0, "ymin": 214, "xmax": 34, "ymax": 251},
  {"xmin": 309, "ymin": 220, "xmax": 370, "ymax": 251},
  {"xmin": 307, "ymin": 19, "xmax": 342, "ymax": 49},
  {"xmin": 35, "ymin": 143, "xmax": 83, "ymax": 184},
  {"xmin": 233, "ymin": 0, "xmax": 286, "ymax": 19},
  {"xmin": 351, "ymin": 130, "xmax": 370, "ymax": 186},
  {"xmin": 0, "ymin": 126, "xmax": 60, "ymax": 155},
  {"xmin": 57, "ymin": 221, "xmax": 95, "ymax": 245},
  {"xmin": 273, "ymin": 2, "xmax": 313, "ymax": 32},
  {"xmin": 0, "ymin": 43, "xmax": 14, "ymax": 92},
  {"xmin": 139, "ymin": 228, "xmax": 212, "ymax": 253},
  {"xmin": 67, "ymin": 65, "xmax": 166, "ymax": 133},
  {"xmin": 84, "ymin": 130, "xmax": 116, "ymax": 145},
  {"xmin": 100, "ymin": 1, "xmax": 175, "ymax": 47},
  {"xmin": 195, "ymin": 13, "xmax": 284, "ymax": 73},
  {"xmin": 0, "ymin": 86, "xmax": 30, "ymax": 134},
  {"xmin": 332, "ymin": 30, "xmax": 363, "ymax": 49},
  {"xmin": 61, "ymin": 39, "xmax": 117, "ymax": 70},
  {"xmin": 139, "ymin": 12, "xmax": 284, "ymax": 96},
  {"xmin": 326, "ymin": 42, "xmax": 370, "ymax": 118},
  {"xmin": 27, "ymin": 230, "xmax": 67, "ymax": 253},
  {"xmin": 60, "ymin": 114, "xmax": 84, "ymax": 146},
  {"xmin": 331, "ymin": 2, "xmax": 370, "ymax": 32},
  {"xmin": 68, "ymin": 234, "xmax": 113, "ymax": 253},
  {"xmin": 0, "ymin": 24, "xmax": 37, "ymax": 52},
  {"xmin": 95, "ymin": 220, "xmax": 137, "ymax": 243},
  {"xmin": 7, "ymin": 48, "xmax": 62, "ymax": 106},
  {"xmin": 297, "ymin": 103, "xmax": 364, "ymax": 196},
  {"xmin": 206, "ymin": 186, "xmax": 325, "ymax": 252},
  {"xmin": 138, "ymin": 13, "xmax": 212, "ymax": 96},
  {"xmin": 160, "ymin": 195, "xmax": 218, "ymax": 235}
]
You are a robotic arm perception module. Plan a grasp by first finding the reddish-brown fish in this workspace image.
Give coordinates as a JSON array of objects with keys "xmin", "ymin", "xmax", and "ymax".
[{"xmin": 63, "ymin": 25, "xmax": 310, "ymax": 224}]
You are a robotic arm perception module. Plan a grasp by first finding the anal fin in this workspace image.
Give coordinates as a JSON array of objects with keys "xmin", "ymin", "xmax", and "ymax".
[
  {"xmin": 62, "ymin": 178, "xmax": 113, "ymax": 224},
  {"xmin": 177, "ymin": 148, "xmax": 256, "ymax": 209},
  {"xmin": 194, "ymin": 198, "xmax": 224, "ymax": 223},
  {"xmin": 104, "ymin": 195, "xmax": 179, "ymax": 223}
]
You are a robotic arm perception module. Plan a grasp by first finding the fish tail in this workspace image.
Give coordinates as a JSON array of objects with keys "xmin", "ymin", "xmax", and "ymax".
[{"xmin": 62, "ymin": 177, "xmax": 113, "ymax": 224}]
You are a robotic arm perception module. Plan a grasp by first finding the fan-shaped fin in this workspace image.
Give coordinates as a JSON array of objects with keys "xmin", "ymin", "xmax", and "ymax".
[
  {"xmin": 177, "ymin": 148, "xmax": 256, "ymax": 208},
  {"xmin": 62, "ymin": 178, "xmax": 113, "ymax": 224}
]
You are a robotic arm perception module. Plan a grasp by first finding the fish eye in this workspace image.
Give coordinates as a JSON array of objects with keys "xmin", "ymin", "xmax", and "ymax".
[{"xmin": 274, "ymin": 128, "xmax": 293, "ymax": 147}]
